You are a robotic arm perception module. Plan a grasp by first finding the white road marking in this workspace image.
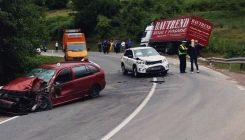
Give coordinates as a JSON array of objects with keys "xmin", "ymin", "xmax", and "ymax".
[
  {"xmin": 237, "ymin": 86, "xmax": 245, "ymax": 90},
  {"xmin": 0, "ymin": 116, "xmax": 19, "ymax": 125},
  {"xmin": 101, "ymin": 77, "xmax": 157, "ymax": 140}
]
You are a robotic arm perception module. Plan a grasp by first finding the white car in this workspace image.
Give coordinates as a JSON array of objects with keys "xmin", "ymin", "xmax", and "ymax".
[{"xmin": 121, "ymin": 47, "xmax": 169, "ymax": 77}]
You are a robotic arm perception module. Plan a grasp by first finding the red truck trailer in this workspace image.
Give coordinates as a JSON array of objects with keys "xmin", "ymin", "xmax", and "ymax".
[{"xmin": 140, "ymin": 15, "xmax": 213, "ymax": 54}]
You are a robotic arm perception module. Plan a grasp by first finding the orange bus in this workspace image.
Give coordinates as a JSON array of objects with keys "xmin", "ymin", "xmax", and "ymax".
[{"xmin": 63, "ymin": 29, "xmax": 88, "ymax": 61}]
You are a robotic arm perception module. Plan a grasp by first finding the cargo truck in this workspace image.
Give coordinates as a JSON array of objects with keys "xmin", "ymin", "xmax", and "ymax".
[
  {"xmin": 140, "ymin": 15, "xmax": 213, "ymax": 54},
  {"xmin": 63, "ymin": 29, "xmax": 88, "ymax": 61}
]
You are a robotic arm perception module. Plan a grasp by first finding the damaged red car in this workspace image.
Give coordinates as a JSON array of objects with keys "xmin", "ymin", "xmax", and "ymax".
[{"xmin": 0, "ymin": 61, "xmax": 106, "ymax": 115}]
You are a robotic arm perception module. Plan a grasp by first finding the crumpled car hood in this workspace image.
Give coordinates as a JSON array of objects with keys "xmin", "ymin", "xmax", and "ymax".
[{"xmin": 2, "ymin": 77, "xmax": 44, "ymax": 91}]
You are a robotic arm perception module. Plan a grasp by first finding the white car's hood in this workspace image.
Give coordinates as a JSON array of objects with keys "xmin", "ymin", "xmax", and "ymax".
[{"xmin": 137, "ymin": 55, "xmax": 165, "ymax": 61}]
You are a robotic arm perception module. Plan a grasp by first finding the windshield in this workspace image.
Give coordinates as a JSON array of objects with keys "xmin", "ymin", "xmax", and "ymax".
[
  {"xmin": 134, "ymin": 48, "xmax": 159, "ymax": 57},
  {"xmin": 25, "ymin": 68, "xmax": 55, "ymax": 83},
  {"xmin": 67, "ymin": 43, "xmax": 86, "ymax": 51},
  {"xmin": 142, "ymin": 31, "xmax": 147, "ymax": 38}
]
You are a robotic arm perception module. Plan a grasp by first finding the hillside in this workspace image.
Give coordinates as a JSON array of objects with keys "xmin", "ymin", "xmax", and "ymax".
[{"xmin": 46, "ymin": 8, "xmax": 245, "ymax": 52}]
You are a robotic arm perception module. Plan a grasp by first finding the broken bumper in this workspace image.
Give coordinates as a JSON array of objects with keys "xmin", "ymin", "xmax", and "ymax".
[{"xmin": 0, "ymin": 99, "xmax": 22, "ymax": 115}]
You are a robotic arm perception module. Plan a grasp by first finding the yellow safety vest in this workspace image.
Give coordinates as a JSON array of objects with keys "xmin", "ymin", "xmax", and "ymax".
[{"xmin": 178, "ymin": 45, "xmax": 187, "ymax": 55}]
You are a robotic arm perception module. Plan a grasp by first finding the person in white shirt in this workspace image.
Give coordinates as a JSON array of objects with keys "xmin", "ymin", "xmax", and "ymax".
[
  {"xmin": 55, "ymin": 41, "xmax": 58, "ymax": 52},
  {"xmin": 121, "ymin": 41, "xmax": 125, "ymax": 53}
]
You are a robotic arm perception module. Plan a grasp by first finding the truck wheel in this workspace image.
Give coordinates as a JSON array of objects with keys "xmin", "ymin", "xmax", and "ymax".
[{"xmin": 164, "ymin": 47, "xmax": 169, "ymax": 54}]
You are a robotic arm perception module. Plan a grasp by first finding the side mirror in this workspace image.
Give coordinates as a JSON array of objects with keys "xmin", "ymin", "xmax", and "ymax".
[{"xmin": 49, "ymin": 83, "xmax": 61, "ymax": 95}]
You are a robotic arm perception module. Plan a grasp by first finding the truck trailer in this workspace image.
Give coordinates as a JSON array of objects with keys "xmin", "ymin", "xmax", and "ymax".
[{"xmin": 140, "ymin": 15, "xmax": 213, "ymax": 54}]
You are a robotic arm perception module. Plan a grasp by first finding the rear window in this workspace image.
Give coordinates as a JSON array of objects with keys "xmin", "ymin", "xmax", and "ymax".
[{"xmin": 88, "ymin": 65, "xmax": 100, "ymax": 73}]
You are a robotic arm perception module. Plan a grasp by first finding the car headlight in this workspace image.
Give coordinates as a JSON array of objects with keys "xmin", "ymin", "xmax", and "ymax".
[
  {"xmin": 136, "ymin": 60, "xmax": 146, "ymax": 65},
  {"xmin": 162, "ymin": 58, "xmax": 167, "ymax": 63}
]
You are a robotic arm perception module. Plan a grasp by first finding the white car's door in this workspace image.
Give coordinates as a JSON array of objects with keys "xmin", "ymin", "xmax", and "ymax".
[
  {"xmin": 122, "ymin": 50, "xmax": 130, "ymax": 70},
  {"xmin": 127, "ymin": 50, "xmax": 135, "ymax": 71}
]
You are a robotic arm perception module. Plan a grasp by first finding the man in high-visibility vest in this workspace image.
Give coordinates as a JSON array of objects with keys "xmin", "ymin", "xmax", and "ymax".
[{"xmin": 179, "ymin": 40, "xmax": 188, "ymax": 73}]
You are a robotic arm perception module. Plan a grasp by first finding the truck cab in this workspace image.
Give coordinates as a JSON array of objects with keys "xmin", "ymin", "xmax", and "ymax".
[
  {"xmin": 140, "ymin": 22, "xmax": 154, "ymax": 47},
  {"xmin": 63, "ymin": 29, "xmax": 88, "ymax": 61}
]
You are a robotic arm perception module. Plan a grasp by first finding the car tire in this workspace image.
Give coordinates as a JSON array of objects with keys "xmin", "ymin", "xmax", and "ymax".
[
  {"xmin": 161, "ymin": 71, "xmax": 168, "ymax": 76},
  {"xmin": 89, "ymin": 84, "xmax": 100, "ymax": 98},
  {"xmin": 37, "ymin": 95, "xmax": 53, "ymax": 111},
  {"xmin": 64, "ymin": 55, "xmax": 67, "ymax": 61},
  {"xmin": 121, "ymin": 63, "xmax": 128, "ymax": 75},
  {"xmin": 133, "ymin": 66, "xmax": 139, "ymax": 78}
]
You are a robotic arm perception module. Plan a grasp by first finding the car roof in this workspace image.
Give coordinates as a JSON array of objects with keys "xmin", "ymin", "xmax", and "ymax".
[
  {"xmin": 39, "ymin": 61, "xmax": 94, "ymax": 70},
  {"xmin": 130, "ymin": 47, "xmax": 152, "ymax": 50}
]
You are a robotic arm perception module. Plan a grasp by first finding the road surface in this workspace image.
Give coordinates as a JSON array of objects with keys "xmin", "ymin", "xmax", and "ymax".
[{"xmin": 0, "ymin": 51, "xmax": 245, "ymax": 140}]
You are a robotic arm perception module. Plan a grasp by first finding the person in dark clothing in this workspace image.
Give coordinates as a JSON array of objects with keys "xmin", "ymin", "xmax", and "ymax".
[
  {"xmin": 98, "ymin": 40, "xmax": 102, "ymax": 53},
  {"xmin": 106, "ymin": 40, "xmax": 110, "ymax": 54},
  {"xmin": 178, "ymin": 41, "xmax": 188, "ymax": 73},
  {"xmin": 188, "ymin": 39, "xmax": 199, "ymax": 73},
  {"xmin": 115, "ymin": 40, "xmax": 120, "ymax": 54},
  {"xmin": 102, "ymin": 40, "xmax": 107, "ymax": 54},
  {"xmin": 125, "ymin": 41, "xmax": 129, "ymax": 49}
]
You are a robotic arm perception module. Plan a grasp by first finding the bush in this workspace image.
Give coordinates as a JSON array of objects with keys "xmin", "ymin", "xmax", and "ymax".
[{"xmin": 24, "ymin": 55, "xmax": 64, "ymax": 74}]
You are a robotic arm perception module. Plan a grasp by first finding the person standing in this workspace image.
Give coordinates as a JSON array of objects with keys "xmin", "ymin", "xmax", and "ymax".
[
  {"xmin": 128, "ymin": 39, "xmax": 133, "ymax": 48},
  {"xmin": 102, "ymin": 40, "xmax": 107, "ymax": 54},
  {"xmin": 55, "ymin": 41, "xmax": 58, "ymax": 52},
  {"xmin": 98, "ymin": 40, "xmax": 102, "ymax": 53},
  {"xmin": 125, "ymin": 41, "xmax": 129, "ymax": 49},
  {"xmin": 106, "ymin": 40, "xmax": 110, "ymax": 54},
  {"xmin": 189, "ymin": 39, "xmax": 199, "ymax": 73},
  {"xmin": 121, "ymin": 41, "xmax": 125, "ymax": 53},
  {"xmin": 179, "ymin": 40, "xmax": 188, "ymax": 73},
  {"xmin": 110, "ymin": 40, "xmax": 114, "ymax": 52},
  {"xmin": 116, "ymin": 40, "xmax": 120, "ymax": 54}
]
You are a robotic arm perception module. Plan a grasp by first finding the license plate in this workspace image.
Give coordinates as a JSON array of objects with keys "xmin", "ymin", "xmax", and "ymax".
[{"xmin": 151, "ymin": 67, "xmax": 160, "ymax": 70}]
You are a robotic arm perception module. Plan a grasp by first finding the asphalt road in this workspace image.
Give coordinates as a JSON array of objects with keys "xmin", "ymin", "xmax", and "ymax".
[{"xmin": 1, "ymin": 50, "xmax": 245, "ymax": 140}]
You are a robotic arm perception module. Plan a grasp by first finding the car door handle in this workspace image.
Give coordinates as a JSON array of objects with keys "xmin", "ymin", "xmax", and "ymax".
[{"xmin": 70, "ymin": 84, "xmax": 74, "ymax": 87}]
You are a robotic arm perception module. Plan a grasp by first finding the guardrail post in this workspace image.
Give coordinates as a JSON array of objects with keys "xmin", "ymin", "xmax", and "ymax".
[
  {"xmin": 229, "ymin": 63, "xmax": 232, "ymax": 71},
  {"xmin": 240, "ymin": 63, "xmax": 244, "ymax": 70}
]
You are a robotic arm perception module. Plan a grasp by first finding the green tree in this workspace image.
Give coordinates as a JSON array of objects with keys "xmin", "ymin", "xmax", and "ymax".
[
  {"xmin": 0, "ymin": 0, "xmax": 46, "ymax": 85},
  {"xmin": 72, "ymin": 0, "xmax": 121, "ymax": 36}
]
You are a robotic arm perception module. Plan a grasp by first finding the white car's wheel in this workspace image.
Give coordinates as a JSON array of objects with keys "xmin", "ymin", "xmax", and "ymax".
[
  {"xmin": 133, "ymin": 66, "xmax": 139, "ymax": 78},
  {"xmin": 121, "ymin": 64, "xmax": 128, "ymax": 75}
]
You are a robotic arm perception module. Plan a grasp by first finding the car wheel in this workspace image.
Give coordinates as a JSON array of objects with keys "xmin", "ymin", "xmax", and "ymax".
[
  {"xmin": 37, "ymin": 95, "xmax": 53, "ymax": 111},
  {"xmin": 161, "ymin": 71, "xmax": 168, "ymax": 76},
  {"xmin": 89, "ymin": 85, "xmax": 100, "ymax": 98},
  {"xmin": 121, "ymin": 63, "xmax": 128, "ymax": 75},
  {"xmin": 133, "ymin": 66, "xmax": 139, "ymax": 78}
]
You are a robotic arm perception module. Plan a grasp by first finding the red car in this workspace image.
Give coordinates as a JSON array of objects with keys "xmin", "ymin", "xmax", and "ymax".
[{"xmin": 0, "ymin": 61, "xmax": 106, "ymax": 114}]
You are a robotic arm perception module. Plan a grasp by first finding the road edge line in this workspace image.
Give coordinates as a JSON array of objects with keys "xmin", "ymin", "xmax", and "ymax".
[
  {"xmin": 0, "ymin": 116, "xmax": 19, "ymax": 125},
  {"xmin": 101, "ymin": 77, "xmax": 157, "ymax": 140}
]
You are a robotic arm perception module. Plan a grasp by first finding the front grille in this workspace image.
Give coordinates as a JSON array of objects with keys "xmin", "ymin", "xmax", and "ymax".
[
  {"xmin": 146, "ymin": 60, "xmax": 162, "ymax": 65},
  {"xmin": 73, "ymin": 57, "xmax": 83, "ymax": 60},
  {"xmin": 146, "ymin": 66, "xmax": 165, "ymax": 72}
]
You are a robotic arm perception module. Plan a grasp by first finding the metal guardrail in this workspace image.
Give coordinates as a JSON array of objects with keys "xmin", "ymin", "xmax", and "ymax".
[{"xmin": 206, "ymin": 57, "xmax": 245, "ymax": 70}]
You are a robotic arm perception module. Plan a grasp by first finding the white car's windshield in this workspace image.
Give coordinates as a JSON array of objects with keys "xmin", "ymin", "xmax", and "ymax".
[
  {"xmin": 25, "ymin": 68, "xmax": 55, "ymax": 83},
  {"xmin": 134, "ymin": 48, "xmax": 159, "ymax": 57},
  {"xmin": 67, "ymin": 43, "xmax": 86, "ymax": 51}
]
